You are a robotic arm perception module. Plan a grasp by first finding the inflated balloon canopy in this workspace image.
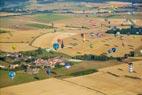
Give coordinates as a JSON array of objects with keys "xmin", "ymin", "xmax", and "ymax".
[
  {"xmin": 8, "ymin": 71, "xmax": 16, "ymax": 79},
  {"xmin": 61, "ymin": 40, "xmax": 64, "ymax": 49},
  {"xmin": 53, "ymin": 42, "xmax": 59, "ymax": 50},
  {"xmin": 112, "ymin": 48, "xmax": 116, "ymax": 52},
  {"xmin": 12, "ymin": 45, "xmax": 16, "ymax": 50}
]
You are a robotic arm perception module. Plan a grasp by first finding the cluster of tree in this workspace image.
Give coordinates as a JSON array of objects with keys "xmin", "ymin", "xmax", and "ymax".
[
  {"xmin": 21, "ymin": 48, "xmax": 71, "ymax": 59},
  {"xmin": 106, "ymin": 27, "xmax": 142, "ymax": 35},
  {"xmin": 73, "ymin": 54, "xmax": 109, "ymax": 61},
  {"xmin": 0, "ymin": 29, "xmax": 9, "ymax": 34},
  {"xmin": 70, "ymin": 69, "xmax": 98, "ymax": 77}
]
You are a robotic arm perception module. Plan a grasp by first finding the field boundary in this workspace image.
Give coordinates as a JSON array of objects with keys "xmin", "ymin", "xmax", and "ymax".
[
  {"xmin": 60, "ymin": 79, "xmax": 107, "ymax": 95},
  {"xmin": 29, "ymin": 32, "xmax": 51, "ymax": 48}
]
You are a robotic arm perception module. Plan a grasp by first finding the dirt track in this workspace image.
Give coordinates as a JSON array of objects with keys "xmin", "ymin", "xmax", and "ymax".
[{"xmin": 1, "ymin": 60, "xmax": 142, "ymax": 95}]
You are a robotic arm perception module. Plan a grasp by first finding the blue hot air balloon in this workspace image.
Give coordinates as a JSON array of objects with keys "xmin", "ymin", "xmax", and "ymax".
[
  {"xmin": 53, "ymin": 42, "xmax": 59, "ymax": 50},
  {"xmin": 112, "ymin": 48, "xmax": 116, "ymax": 52},
  {"xmin": 46, "ymin": 67, "xmax": 51, "ymax": 76},
  {"xmin": 8, "ymin": 71, "xmax": 16, "ymax": 80}
]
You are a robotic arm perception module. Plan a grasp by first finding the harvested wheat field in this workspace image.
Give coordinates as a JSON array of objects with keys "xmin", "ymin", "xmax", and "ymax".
[
  {"xmin": 0, "ymin": 14, "xmax": 142, "ymax": 57},
  {"xmin": 0, "ymin": 60, "xmax": 142, "ymax": 95},
  {"xmin": 0, "ymin": 1, "xmax": 142, "ymax": 95}
]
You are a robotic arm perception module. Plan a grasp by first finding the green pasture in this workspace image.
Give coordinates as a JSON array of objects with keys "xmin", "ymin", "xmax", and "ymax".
[{"xmin": 34, "ymin": 13, "xmax": 72, "ymax": 22}]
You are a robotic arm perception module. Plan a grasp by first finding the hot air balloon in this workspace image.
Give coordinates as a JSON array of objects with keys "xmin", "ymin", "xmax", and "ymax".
[
  {"xmin": 90, "ymin": 43, "xmax": 93, "ymax": 48},
  {"xmin": 53, "ymin": 42, "xmax": 59, "ymax": 50},
  {"xmin": 64, "ymin": 63, "xmax": 71, "ymax": 69},
  {"xmin": 108, "ymin": 21, "xmax": 111, "ymax": 24},
  {"xmin": 61, "ymin": 40, "xmax": 64, "ymax": 49},
  {"xmin": 81, "ymin": 33, "xmax": 84, "ymax": 38},
  {"xmin": 81, "ymin": 33, "xmax": 86, "ymax": 42},
  {"xmin": 8, "ymin": 71, "xmax": 16, "ymax": 80},
  {"xmin": 128, "ymin": 63, "xmax": 133, "ymax": 73},
  {"xmin": 47, "ymin": 68, "xmax": 51, "ymax": 76},
  {"xmin": 46, "ymin": 66, "xmax": 51, "ymax": 76},
  {"xmin": 12, "ymin": 45, "xmax": 16, "ymax": 50},
  {"xmin": 116, "ymin": 32, "xmax": 120, "ymax": 36},
  {"xmin": 57, "ymin": 38, "xmax": 62, "ymax": 44},
  {"xmin": 112, "ymin": 48, "xmax": 116, "ymax": 52}
]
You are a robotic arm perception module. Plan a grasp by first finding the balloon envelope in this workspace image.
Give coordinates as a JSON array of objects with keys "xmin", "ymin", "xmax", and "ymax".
[
  {"xmin": 53, "ymin": 42, "xmax": 59, "ymax": 50},
  {"xmin": 57, "ymin": 39, "xmax": 62, "ymax": 44},
  {"xmin": 112, "ymin": 48, "xmax": 116, "ymax": 52},
  {"xmin": 61, "ymin": 41, "xmax": 64, "ymax": 49},
  {"xmin": 12, "ymin": 45, "xmax": 16, "ymax": 50},
  {"xmin": 8, "ymin": 71, "xmax": 16, "ymax": 79}
]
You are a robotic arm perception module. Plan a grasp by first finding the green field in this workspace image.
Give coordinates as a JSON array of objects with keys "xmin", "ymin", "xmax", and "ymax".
[
  {"xmin": 70, "ymin": 69, "xmax": 98, "ymax": 76},
  {"xmin": 26, "ymin": 23, "xmax": 54, "ymax": 29},
  {"xmin": 34, "ymin": 13, "xmax": 72, "ymax": 22},
  {"xmin": 0, "ymin": 29, "xmax": 10, "ymax": 34},
  {"xmin": 0, "ymin": 59, "xmax": 121, "ymax": 88},
  {"xmin": 0, "ymin": 47, "xmax": 124, "ymax": 88},
  {"xmin": 0, "ymin": 70, "xmax": 49, "ymax": 88}
]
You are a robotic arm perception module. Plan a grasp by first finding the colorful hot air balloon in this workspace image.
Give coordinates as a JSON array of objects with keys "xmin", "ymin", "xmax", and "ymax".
[
  {"xmin": 46, "ymin": 67, "xmax": 51, "ymax": 76},
  {"xmin": 57, "ymin": 38, "xmax": 62, "ymax": 44},
  {"xmin": 53, "ymin": 42, "xmax": 59, "ymax": 50},
  {"xmin": 112, "ymin": 48, "xmax": 116, "ymax": 52},
  {"xmin": 8, "ymin": 71, "xmax": 16, "ymax": 80}
]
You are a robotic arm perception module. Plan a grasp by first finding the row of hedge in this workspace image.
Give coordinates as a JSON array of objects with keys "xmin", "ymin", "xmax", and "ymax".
[
  {"xmin": 73, "ymin": 54, "xmax": 109, "ymax": 61},
  {"xmin": 0, "ymin": 29, "xmax": 9, "ymax": 34},
  {"xmin": 21, "ymin": 48, "xmax": 71, "ymax": 59},
  {"xmin": 70, "ymin": 69, "xmax": 98, "ymax": 77},
  {"xmin": 106, "ymin": 27, "xmax": 142, "ymax": 35},
  {"xmin": 73, "ymin": 50, "xmax": 137, "ymax": 61}
]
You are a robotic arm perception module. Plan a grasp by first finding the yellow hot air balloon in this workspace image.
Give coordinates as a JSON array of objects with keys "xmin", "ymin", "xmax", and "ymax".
[{"xmin": 12, "ymin": 45, "xmax": 16, "ymax": 50}]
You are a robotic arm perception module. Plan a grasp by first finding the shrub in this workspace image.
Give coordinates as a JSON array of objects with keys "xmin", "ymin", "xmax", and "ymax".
[
  {"xmin": 70, "ymin": 69, "xmax": 98, "ymax": 76},
  {"xmin": 21, "ymin": 48, "xmax": 71, "ymax": 59},
  {"xmin": 74, "ymin": 54, "xmax": 109, "ymax": 61},
  {"xmin": 106, "ymin": 27, "xmax": 142, "ymax": 35}
]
